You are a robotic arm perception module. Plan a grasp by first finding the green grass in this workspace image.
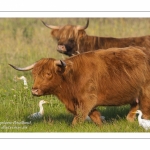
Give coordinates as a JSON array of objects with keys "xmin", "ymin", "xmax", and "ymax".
[{"xmin": 0, "ymin": 18, "xmax": 150, "ymax": 132}]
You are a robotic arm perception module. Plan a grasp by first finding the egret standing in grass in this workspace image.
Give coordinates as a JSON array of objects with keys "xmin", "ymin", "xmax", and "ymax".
[
  {"xmin": 28, "ymin": 100, "xmax": 49, "ymax": 120},
  {"xmin": 132, "ymin": 110, "xmax": 150, "ymax": 130},
  {"xmin": 18, "ymin": 76, "xmax": 28, "ymax": 89}
]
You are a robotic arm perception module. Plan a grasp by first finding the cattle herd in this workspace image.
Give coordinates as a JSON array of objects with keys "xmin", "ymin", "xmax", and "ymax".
[{"xmin": 9, "ymin": 18, "xmax": 150, "ymax": 126}]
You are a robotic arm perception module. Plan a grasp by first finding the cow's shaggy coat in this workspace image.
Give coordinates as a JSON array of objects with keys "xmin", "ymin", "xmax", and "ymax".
[{"xmin": 9, "ymin": 47, "xmax": 150, "ymax": 125}]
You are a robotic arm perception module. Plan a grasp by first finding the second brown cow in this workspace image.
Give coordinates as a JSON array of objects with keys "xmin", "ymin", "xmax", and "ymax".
[
  {"xmin": 9, "ymin": 46, "xmax": 150, "ymax": 125},
  {"xmin": 42, "ymin": 19, "xmax": 150, "ymax": 57}
]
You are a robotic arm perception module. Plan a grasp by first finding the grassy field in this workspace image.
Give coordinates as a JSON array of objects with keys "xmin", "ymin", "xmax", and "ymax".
[{"xmin": 0, "ymin": 18, "xmax": 150, "ymax": 132}]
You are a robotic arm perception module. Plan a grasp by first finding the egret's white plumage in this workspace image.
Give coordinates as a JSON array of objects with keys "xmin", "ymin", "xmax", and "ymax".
[
  {"xmin": 86, "ymin": 115, "xmax": 105, "ymax": 121},
  {"xmin": 18, "ymin": 76, "xmax": 28, "ymax": 89},
  {"xmin": 133, "ymin": 110, "xmax": 150, "ymax": 130},
  {"xmin": 28, "ymin": 100, "xmax": 49, "ymax": 120}
]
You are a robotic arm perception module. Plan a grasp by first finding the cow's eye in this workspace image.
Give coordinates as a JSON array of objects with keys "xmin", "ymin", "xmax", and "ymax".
[{"xmin": 46, "ymin": 73, "xmax": 52, "ymax": 78}]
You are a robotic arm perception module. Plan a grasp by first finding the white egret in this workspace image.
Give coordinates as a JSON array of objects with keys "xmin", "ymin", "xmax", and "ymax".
[
  {"xmin": 132, "ymin": 110, "xmax": 150, "ymax": 130},
  {"xmin": 86, "ymin": 115, "xmax": 105, "ymax": 122},
  {"xmin": 18, "ymin": 76, "xmax": 28, "ymax": 89},
  {"xmin": 28, "ymin": 100, "xmax": 49, "ymax": 120}
]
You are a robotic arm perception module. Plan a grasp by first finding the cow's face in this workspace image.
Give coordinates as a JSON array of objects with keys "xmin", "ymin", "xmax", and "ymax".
[
  {"xmin": 51, "ymin": 25, "xmax": 79, "ymax": 56},
  {"xmin": 31, "ymin": 58, "xmax": 67, "ymax": 96},
  {"xmin": 42, "ymin": 19, "xmax": 89, "ymax": 56},
  {"xmin": 9, "ymin": 58, "xmax": 72, "ymax": 97}
]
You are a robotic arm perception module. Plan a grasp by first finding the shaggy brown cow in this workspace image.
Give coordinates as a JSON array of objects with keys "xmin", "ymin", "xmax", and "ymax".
[
  {"xmin": 9, "ymin": 46, "xmax": 150, "ymax": 125},
  {"xmin": 42, "ymin": 19, "xmax": 150, "ymax": 56}
]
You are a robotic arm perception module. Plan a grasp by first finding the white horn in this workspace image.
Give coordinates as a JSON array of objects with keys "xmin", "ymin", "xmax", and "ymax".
[
  {"xmin": 42, "ymin": 20, "xmax": 60, "ymax": 30},
  {"xmin": 9, "ymin": 63, "xmax": 36, "ymax": 71}
]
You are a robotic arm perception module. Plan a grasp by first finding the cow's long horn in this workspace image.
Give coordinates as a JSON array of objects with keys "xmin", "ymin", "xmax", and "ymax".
[
  {"xmin": 9, "ymin": 63, "xmax": 36, "ymax": 71},
  {"xmin": 76, "ymin": 18, "xmax": 89, "ymax": 30},
  {"xmin": 41, "ymin": 21, "xmax": 60, "ymax": 30}
]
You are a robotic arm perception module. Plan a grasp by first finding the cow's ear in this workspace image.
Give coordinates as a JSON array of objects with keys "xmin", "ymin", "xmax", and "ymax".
[{"xmin": 54, "ymin": 60, "xmax": 66, "ymax": 74}]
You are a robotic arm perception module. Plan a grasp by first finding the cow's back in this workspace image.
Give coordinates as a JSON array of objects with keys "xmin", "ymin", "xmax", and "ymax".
[{"xmin": 67, "ymin": 46, "xmax": 149, "ymax": 106}]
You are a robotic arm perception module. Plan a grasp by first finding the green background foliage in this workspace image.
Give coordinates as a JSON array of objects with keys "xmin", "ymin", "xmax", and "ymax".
[{"xmin": 0, "ymin": 18, "xmax": 150, "ymax": 132}]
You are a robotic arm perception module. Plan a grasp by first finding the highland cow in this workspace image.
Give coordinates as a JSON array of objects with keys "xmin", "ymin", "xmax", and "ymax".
[
  {"xmin": 9, "ymin": 46, "xmax": 150, "ymax": 125},
  {"xmin": 42, "ymin": 19, "xmax": 150, "ymax": 56}
]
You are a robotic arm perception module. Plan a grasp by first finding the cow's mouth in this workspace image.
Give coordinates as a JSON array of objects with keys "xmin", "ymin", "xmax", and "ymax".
[
  {"xmin": 32, "ymin": 88, "xmax": 51, "ymax": 97},
  {"xmin": 32, "ymin": 88, "xmax": 43, "ymax": 96},
  {"xmin": 57, "ymin": 45, "xmax": 67, "ymax": 53},
  {"xmin": 57, "ymin": 45, "xmax": 74, "ymax": 56}
]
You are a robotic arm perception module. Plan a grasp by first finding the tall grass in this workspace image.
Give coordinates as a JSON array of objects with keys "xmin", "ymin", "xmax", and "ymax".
[{"xmin": 0, "ymin": 18, "xmax": 150, "ymax": 132}]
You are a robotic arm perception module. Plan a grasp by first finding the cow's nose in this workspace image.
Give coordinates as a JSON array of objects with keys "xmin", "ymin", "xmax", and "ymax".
[
  {"xmin": 57, "ymin": 45, "xmax": 66, "ymax": 52},
  {"xmin": 32, "ymin": 88, "xmax": 39, "ymax": 95}
]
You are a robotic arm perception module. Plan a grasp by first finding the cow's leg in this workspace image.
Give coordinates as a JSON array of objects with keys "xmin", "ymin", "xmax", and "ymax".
[
  {"xmin": 88, "ymin": 109, "xmax": 103, "ymax": 126},
  {"xmin": 126, "ymin": 98, "xmax": 139, "ymax": 122},
  {"xmin": 72, "ymin": 102, "xmax": 98, "ymax": 125},
  {"xmin": 72, "ymin": 110, "xmax": 90, "ymax": 125},
  {"xmin": 72, "ymin": 109, "xmax": 103, "ymax": 126},
  {"xmin": 139, "ymin": 85, "xmax": 150, "ymax": 119},
  {"xmin": 72, "ymin": 115, "xmax": 81, "ymax": 125},
  {"xmin": 72, "ymin": 114, "xmax": 88, "ymax": 125},
  {"xmin": 140, "ymin": 101, "xmax": 150, "ymax": 119}
]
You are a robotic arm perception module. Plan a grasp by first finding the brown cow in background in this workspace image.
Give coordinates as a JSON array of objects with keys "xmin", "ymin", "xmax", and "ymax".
[
  {"xmin": 9, "ymin": 46, "xmax": 150, "ymax": 125},
  {"xmin": 42, "ymin": 19, "xmax": 150, "ymax": 56}
]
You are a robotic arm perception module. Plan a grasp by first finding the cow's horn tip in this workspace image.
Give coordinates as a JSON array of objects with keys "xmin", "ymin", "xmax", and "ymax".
[
  {"xmin": 9, "ymin": 64, "xmax": 13, "ymax": 67},
  {"xmin": 41, "ymin": 20, "xmax": 45, "ymax": 24}
]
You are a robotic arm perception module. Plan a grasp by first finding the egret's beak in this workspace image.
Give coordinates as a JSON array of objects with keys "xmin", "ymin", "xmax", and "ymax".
[
  {"xmin": 132, "ymin": 111, "xmax": 136, "ymax": 114},
  {"xmin": 44, "ymin": 101, "xmax": 49, "ymax": 104}
]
